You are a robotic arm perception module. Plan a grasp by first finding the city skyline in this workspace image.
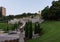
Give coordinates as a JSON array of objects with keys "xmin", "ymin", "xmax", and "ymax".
[{"xmin": 0, "ymin": 0, "xmax": 57, "ymax": 15}]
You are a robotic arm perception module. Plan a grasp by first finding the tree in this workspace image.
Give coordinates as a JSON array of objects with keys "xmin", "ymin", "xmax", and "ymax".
[
  {"xmin": 34, "ymin": 22, "xmax": 42, "ymax": 35},
  {"xmin": 0, "ymin": 12, "xmax": 2, "ymax": 17},
  {"xmin": 34, "ymin": 23, "xmax": 38, "ymax": 34},
  {"xmin": 37, "ymin": 23, "xmax": 40, "ymax": 33},
  {"xmin": 25, "ymin": 21, "xmax": 33, "ymax": 39},
  {"xmin": 37, "ymin": 23, "xmax": 43, "ymax": 35},
  {"xmin": 8, "ymin": 15, "xmax": 14, "ymax": 20},
  {"xmin": 49, "ymin": 0, "xmax": 60, "ymax": 20},
  {"xmin": 41, "ymin": 6, "xmax": 49, "ymax": 20},
  {"xmin": 28, "ymin": 21, "xmax": 33, "ymax": 39},
  {"xmin": 25, "ymin": 22, "xmax": 29, "ymax": 38},
  {"xmin": 13, "ymin": 23, "xmax": 18, "ymax": 30},
  {"xmin": 42, "ymin": 0, "xmax": 60, "ymax": 20}
]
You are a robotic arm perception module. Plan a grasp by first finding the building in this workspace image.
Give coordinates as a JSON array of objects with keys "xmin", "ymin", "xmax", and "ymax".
[
  {"xmin": 36, "ymin": 11, "xmax": 41, "ymax": 16},
  {"xmin": 37, "ymin": 11, "xmax": 41, "ymax": 15},
  {"xmin": 0, "ymin": 7, "xmax": 6, "ymax": 16}
]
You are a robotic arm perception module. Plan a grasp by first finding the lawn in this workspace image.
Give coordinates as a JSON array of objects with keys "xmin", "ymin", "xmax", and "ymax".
[
  {"xmin": 0, "ymin": 23, "xmax": 14, "ymax": 31},
  {"xmin": 27, "ymin": 21, "xmax": 60, "ymax": 42}
]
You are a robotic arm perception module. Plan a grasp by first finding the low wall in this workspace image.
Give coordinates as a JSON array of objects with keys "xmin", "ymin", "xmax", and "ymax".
[{"xmin": 2, "ymin": 39, "xmax": 19, "ymax": 42}]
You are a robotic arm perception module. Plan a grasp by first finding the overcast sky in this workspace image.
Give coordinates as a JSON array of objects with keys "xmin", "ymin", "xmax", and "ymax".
[{"xmin": 0, "ymin": 0, "xmax": 55, "ymax": 15}]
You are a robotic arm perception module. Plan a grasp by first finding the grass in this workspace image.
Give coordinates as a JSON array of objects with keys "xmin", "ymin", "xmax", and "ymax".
[
  {"xmin": 0, "ymin": 23, "xmax": 14, "ymax": 31},
  {"xmin": 27, "ymin": 21, "xmax": 60, "ymax": 42}
]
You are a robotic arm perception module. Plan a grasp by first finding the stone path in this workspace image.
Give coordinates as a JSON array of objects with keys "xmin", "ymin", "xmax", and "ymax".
[
  {"xmin": 19, "ymin": 32, "xmax": 25, "ymax": 42},
  {"xmin": 0, "ymin": 33, "xmax": 19, "ymax": 42}
]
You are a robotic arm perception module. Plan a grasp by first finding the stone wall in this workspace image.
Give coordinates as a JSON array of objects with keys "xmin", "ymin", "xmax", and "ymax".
[{"xmin": 2, "ymin": 39, "xmax": 19, "ymax": 42}]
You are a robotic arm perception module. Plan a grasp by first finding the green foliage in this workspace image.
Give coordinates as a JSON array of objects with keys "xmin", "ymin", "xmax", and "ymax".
[
  {"xmin": 25, "ymin": 22, "xmax": 29, "ymax": 38},
  {"xmin": 34, "ymin": 23, "xmax": 38, "ymax": 34},
  {"xmin": 13, "ymin": 23, "xmax": 19, "ymax": 30},
  {"xmin": 37, "ymin": 23, "xmax": 41, "ymax": 34},
  {"xmin": 24, "ymin": 21, "xmax": 33, "ymax": 39},
  {"xmin": 42, "ymin": 0, "xmax": 60, "ymax": 20},
  {"xmin": 34, "ymin": 22, "xmax": 42, "ymax": 34},
  {"xmin": 0, "ymin": 13, "xmax": 38, "ymax": 23},
  {"xmin": 0, "ymin": 23, "xmax": 14, "ymax": 31},
  {"xmin": 41, "ymin": 6, "xmax": 49, "ymax": 20},
  {"xmin": 27, "ymin": 21, "xmax": 60, "ymax": 42},
  {"xmin": 0, "ymin": 16, "xmax": 13, "ymax": 23},
  {"xmin": 28, "ymin": 21, "xmax": 33, "ymax": 39},
  {"xmin": 14, "ymin": 13, "xmax": 37, "ymax": 18},
  {"xmin": 0, "ymin": 12, "xmax": 2, "ymax": 17},
  {"xmin": 0, "ymin": 21, "xmax": 21, "ymax": 31}
]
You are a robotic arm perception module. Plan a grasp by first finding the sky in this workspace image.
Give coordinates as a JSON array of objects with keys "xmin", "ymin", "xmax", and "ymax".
[{"xmin": 0, "ymin": 0, "xmax": 57, "ymax": 15}]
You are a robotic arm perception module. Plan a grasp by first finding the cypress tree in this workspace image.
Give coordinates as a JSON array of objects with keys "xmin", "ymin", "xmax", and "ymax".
[
  {"xmin": 37, "ymin": 23, "xmax": 40, "ymax": 34},
  {"xmin": 25, "ymin": 22, "xmax": 29, "ymax": 38},
  {"xmin": 28, "ymin": 21, "xmax": 32, "ymax": 39},
  {"xmin": 34, "ymin": 23, "xmax": 37, "ymax": 34}
]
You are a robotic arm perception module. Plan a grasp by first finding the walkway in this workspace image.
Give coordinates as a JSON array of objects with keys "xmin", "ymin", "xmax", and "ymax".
[{"xmin": 0, "ymin": 33, "xmax": 19, "ymax": 42}]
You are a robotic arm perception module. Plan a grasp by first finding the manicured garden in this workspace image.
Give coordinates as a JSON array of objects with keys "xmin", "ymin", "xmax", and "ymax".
[
  {"xmin": 27, "ymin": 21, "xmax": 60, "ymax": 42},
  {"xmin": 0, "ymin": 23, "xmax": 14, "ymax": 31}
]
